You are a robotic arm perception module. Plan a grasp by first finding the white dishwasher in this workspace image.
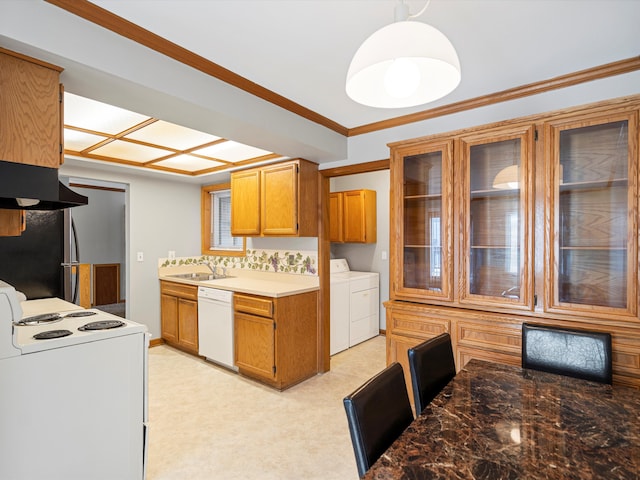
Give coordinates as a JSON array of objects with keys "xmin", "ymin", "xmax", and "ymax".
[{"xmin": 197, "ymin": 286, "xmax": 237, "ymax": 371}]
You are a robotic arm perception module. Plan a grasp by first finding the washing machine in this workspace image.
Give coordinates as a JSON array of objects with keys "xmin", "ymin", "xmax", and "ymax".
[{"xmin": 330, "ymin": 259, "xmax": 380, "ymax": 354}]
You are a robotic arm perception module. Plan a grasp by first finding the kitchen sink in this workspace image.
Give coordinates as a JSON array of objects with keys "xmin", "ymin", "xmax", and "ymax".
[{"xmin": 167, "ymin": 272, "xmax": 225, "ymax": 281}]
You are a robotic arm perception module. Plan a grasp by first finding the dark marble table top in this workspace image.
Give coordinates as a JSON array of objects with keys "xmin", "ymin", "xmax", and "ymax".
[{"xmin": 364, "ymin": 359, "xmax": 640, "ymax": 480}]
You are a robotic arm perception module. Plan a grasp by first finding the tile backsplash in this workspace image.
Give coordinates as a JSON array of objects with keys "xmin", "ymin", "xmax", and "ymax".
[{"xmin": 159, "ymin": 249, "xmax": 317, "ymax": 275}]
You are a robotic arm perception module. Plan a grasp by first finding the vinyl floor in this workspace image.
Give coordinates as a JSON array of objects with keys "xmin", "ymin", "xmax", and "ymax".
[{"xmin": 146, "ymin": 335, "xmax": 386, "ymax": 480}]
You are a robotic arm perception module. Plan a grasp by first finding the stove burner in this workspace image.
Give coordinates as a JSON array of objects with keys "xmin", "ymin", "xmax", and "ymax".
[
  {"xmin": 16, "ymin": 313, "xmax": 63, "ymax": 326},
  {"xmin": 33, "ymin": 329, "xmax": 73, "ymax": 340},
  {"xmin": 78, "ymin": 320, "xmax": 125, "ymax": 331},
  {"xmin": 65, "ymin": 311, "xmax": 98, "ymax": 318},
  {"xmin": 15, "ymin": 310, "xmax": 97, "ymax": 326}
]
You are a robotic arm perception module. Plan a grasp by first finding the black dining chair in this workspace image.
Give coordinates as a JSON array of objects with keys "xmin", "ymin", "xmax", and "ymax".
[
  {"xmin": 521, "ymin": 323, "xmax": 612, "ymax": 384},
  {"xmin": 407, "ymin": 333, "xmax": 456, "ymax": 414},
  {"xmin": 343, "ymin": 362, "xmax": 414, "ymax": 478}
]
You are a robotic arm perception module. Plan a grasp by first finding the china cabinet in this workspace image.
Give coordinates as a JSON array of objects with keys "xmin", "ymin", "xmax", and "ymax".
[{"xmin": 386, "ymin": 96, "xmax": 640, "ymax": 389}]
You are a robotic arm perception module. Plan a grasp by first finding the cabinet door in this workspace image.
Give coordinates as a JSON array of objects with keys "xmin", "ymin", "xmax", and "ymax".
[
  {"xmin": 391, "ymin": 140, "xmax": 454, "ymax": 302},
  {"xmin": 230, "ymin": 168, "xmax": 261, "ymax": 235},
  {"xmin": 160, "ymin": 294, "xmax": 178, "ymax": 344},
  {"xmin": 329, "ymin": 192, "xmax": 344, "ymax": 242},
  {"xmin": 0, "ymin": 210, "xmax": 25, "ymax": 236},
  {"xmin": 178, "ymin": 299, "xmax": 198, "ymax": 353},
  {"xmin": 545, "ymin": 112, "xmax": 638, "ymax": 318},
  {"xmin": 234, "ymin": 311, "xmax": 275, "ymax": 380},
  {"xmin": 459, "ymin": 126, "xmax": 534, "ymax": 310},
  {"xmin": 0, "ymin": 50, "xmax": 62, "ymax": 168},
  {"xmin": 261, "ymin": 162, "xmax": 298, "ymax": 235},
  {"xmin": 344, "ymin": 190, "xmax": 377, "ymax": 243}
]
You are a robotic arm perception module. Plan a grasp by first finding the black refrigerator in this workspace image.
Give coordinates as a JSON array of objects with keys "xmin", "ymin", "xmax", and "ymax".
[{"xmin": 0, "ymin": 210, "xmax": 78, "ymax": 301}]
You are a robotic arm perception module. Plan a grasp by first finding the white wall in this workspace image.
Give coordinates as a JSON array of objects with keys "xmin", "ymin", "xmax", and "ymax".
[
  {"xmin": 338, "ymin": 71, "xmax": 640, "ymax": 169},
  {"xmin": 59, "ymin": 162, "xmax": 201, "ymax": 340},
  {"xmin": 331, "ymin": 171, "xmax": 390, "ymax": 330}
]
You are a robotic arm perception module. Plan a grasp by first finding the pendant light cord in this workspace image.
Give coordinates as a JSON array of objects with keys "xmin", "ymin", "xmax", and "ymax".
[{"xmin": 407, "ymin": 0, "xmax": 431, "ymax": 19}]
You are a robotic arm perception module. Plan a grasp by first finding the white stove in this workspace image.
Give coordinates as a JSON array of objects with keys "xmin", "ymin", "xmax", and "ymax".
[
  {"xmin": 13, "ymin": 308, "xmax": 146, "ymax": 355},
  {"xmin": 1, "ymin": 283, "xmax": 145, "ymax": 358},
  {"xmin": 0, "ymin": 280, "xmax": 149, "ymax": 480}
]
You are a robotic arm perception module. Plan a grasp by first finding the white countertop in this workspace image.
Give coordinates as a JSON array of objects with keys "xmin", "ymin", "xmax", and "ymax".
[{"xmin": 158, "ymin": 267, "xmax": 319, "ymax": 297}]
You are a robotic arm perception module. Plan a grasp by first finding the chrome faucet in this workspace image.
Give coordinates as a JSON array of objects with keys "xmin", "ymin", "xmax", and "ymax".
[
  {"xmin": 199, "ymin": 260, "xmax": 227, "ymax": 278},
  {"xmin": 199, "ymin": 260, "xmax": 216, "ymax": 274}
]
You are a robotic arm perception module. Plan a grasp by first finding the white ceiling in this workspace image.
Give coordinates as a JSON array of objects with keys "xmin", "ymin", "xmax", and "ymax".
[
  {"xmin": 2, "ymin": 0, "xmax": 639, "ymax": 183},
  {"xmin": 89, "ymin": 0, "xmax": 640, "ymax": 128}
]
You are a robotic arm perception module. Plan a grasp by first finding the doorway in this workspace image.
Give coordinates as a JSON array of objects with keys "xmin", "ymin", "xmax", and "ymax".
[{"xmin": 65, "ymin": 177, "xmax": 127, "ymax": 316}]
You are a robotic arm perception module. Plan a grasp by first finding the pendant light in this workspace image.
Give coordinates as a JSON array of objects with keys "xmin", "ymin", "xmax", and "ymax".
[{"xmin": 346, "ymin": 0, "xmax": 460, "ymax": 109}]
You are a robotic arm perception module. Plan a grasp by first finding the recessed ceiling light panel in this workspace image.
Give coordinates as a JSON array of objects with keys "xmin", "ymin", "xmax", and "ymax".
[
  {"xmin": 124, "ymin": 120, "xmax": 221, "ymax": 150},
  {"xmin": 91, "ymin": 140, "xmax": 173, "ymax": 163}
]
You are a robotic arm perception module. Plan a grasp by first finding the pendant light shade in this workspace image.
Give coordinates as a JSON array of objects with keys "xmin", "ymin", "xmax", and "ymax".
[
  {"xmin": 492, "ymin": 165, "xmax": 520, "ymax": 190},
  {"xmin": 346, "ymin": 20, "xmax": 461, "ymax": 108}
]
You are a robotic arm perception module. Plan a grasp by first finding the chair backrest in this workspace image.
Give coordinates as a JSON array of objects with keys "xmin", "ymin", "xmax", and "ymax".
[
  {"xmin": 521, "ymin": 323, "xmax": 612, "ymax": 384},
  {"xmin": 407, "ymin": 333, "xmax": 456, "ymax": 414},
  {"xmin": 343, "ymin": 362, "xmax": 414, "ymax": 478}
]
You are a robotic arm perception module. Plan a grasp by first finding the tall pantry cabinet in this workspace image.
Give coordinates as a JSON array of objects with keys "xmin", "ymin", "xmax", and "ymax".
[{"xmin": 386, "ymin": 96, "xmax": 640, "ymax": 390}]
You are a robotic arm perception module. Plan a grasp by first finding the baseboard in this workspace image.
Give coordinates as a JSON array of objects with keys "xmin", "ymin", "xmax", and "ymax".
[
  {"xmin": 379, "ymin": 329, "xmax": 386, "ymax": 336},
  {"xmin": 149, "ymin": 337, "xmax": 164, "ymax": 348}
]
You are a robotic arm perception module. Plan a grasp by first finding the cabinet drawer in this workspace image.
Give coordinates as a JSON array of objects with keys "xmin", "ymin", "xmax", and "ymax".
[
  {"xmin": 234, "ymin": 294, "xmax": 274, "ymax": 318},
  {"xmin": 160, "ymin": 281, "xmax": 198, "ymax": 300},
  {"xmin": 388, "ymin": 310, "xmax": 450, "ymax": 340},
  {"xmin": 456, "ymin": 320, "xmax": 521, "ymax": 354}
]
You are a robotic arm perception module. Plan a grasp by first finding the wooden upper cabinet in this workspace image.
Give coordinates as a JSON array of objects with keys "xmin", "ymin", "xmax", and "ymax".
[
  {"xmin": 458, "ymin": 125, "xmax": 535, "ymax": 311},
  {"xmin": 231, "ymin": 159, "xmax": 318, "ymax": 237},
  {"xmin": 390, "ymin": 140, "xmax": 454, "ymax": 303},
  {"xmin": 230, "ymin": 168, "xmax": 261, "ymax": 235},
  {"xmin": 330, "ymin": 189, "xmax": 377, "ymax": 243},
  {"xmin": 544, "ymin": 110, "xmax": 638, "ymax": 319},
  {"xmin": 329, "ymin": 192, "xmax": 344, "ymax": 242},
  {"xmin": 261, "ymin": 161, "xmax": 299, "ymax": 235},
  {"xmin": 343, "ymin": 190, "xmax": 377, "ymax": 243},
  {"xmin": 0, "ymin": 48, "xmax": 63, "ymax": 168}
]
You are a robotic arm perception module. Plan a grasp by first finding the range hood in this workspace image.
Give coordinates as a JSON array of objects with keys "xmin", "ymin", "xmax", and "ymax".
[{"xmin": 0, "ymin": 161, "xmax": 88, "ymax": 210}]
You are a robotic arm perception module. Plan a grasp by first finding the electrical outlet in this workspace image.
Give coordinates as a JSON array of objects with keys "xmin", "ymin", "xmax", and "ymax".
[
  {"xmin": 168, "ymin": 251, "xmax": 176, "ymax": 260},
  {"xmin": 137, "ymin": 251, "xmax": 144, "ymax": 262}
]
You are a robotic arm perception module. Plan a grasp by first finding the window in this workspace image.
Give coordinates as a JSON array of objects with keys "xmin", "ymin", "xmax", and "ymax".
[{"xmin": 201, "ymin": 184, "xmax": 245, "ymax": 256}]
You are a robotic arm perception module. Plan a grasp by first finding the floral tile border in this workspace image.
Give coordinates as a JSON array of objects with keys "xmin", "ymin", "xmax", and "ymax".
[{"xmin": 159, "ymin": 249, "xmax": 317, "ymax": 275}]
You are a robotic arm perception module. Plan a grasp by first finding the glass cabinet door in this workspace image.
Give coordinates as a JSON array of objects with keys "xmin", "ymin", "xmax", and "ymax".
[
  {"xmin": 391, "ymin": 140, "xmax": 453, "ymax": 302},
  {"xmin": 459, "ymin": 126, "xmax": 534, "ymax": 309},
  {"xmin": 546, "ymin": 113, "xmax": 637, "ymax": 317}
]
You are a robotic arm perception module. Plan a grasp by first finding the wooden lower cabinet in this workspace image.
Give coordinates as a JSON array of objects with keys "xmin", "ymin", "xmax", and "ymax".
[
  {"xmin": 234, "ymin": 290, "xmax": 318, "ymax": 390},
  {"xmin": 160, "ymin": 281, "xmax": 199, "ymax": 355},
  {"xmin": 386, "ymin": 300, "xmax": 640, "ymax": 393}
]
